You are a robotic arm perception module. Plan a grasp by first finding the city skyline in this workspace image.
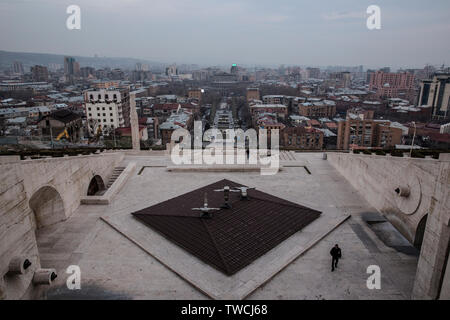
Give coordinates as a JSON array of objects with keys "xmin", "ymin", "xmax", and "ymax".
[{"xmin": 0, "ymin": 0, "xmax": 449, "ymax": 69}]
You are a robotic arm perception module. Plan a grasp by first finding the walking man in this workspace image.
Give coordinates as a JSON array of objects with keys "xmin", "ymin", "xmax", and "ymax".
[{"xmin": 330, "ymin": 244, "xmax": 342, "ymax": 272}]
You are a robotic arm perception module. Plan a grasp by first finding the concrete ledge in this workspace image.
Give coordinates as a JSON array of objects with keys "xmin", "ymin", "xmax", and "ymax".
[
  {"xmin": 166, "ymin": 165, "xmax": 284, "ymax": 172},
  {"xmin": 81, "ymin": 162, "xmax": 136, "ymax": 205},
  {"xmin": 0, "ymin": 155, "xmax": 21, "ymax": 164}
]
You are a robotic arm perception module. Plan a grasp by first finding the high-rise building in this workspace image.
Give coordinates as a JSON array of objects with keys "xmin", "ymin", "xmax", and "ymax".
[
  {"xmin": 366, "ymin": 69, "xmax": 375, "ymax": 84},
  {"xmin": 417, "ymin": 73, "xmax": 450, "ymax": 120},
  {"xmin": 12, "ymin": 61, "xmax": 24, "ymax": 74},
  {"xmin": 30, "ymin": 65, "xmax": 49, "ymax": 82},
  {"xmin": 64, "ymin": 56, "xmax": 76, "ymax": 76},
  {"xmin": 74, "ymin": 61, "xmax": 80, "ymax": 76}
]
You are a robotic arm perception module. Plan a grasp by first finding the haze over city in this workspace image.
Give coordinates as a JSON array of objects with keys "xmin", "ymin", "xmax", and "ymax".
[{"xmin": 1, "ymin": 0, "xmax": 449, "ymax": 68}]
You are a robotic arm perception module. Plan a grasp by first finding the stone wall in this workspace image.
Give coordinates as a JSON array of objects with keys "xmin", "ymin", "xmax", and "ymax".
[
  {"xmin": 327, "ymin": 153, "xmax": 441, "ymax": 243},
  {"xmin": 0, "ymin": 152, "xmax": 124, "ymax": 299},
  {"xmin": 328, "ymin": 152, "xmax": 450, "ymax": 299}
]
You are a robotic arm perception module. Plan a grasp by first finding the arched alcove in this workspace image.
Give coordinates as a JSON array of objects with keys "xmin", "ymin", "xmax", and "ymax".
[
  {"xmin": 29, "ymin": 186, "xmax": 66, "ymax": 229},
  {"xmin": 87, "ymin": 175, "xmax": 106, "ymax": 196},
  {"xmin": 414, "ymin": 214, "xmax": 428, "ymax": 249}
]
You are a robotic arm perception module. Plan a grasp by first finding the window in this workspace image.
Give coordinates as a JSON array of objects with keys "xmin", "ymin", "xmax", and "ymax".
[
  {"xmin": 88, "ymin": 113, "xmax": 92, "ymax": 117},
  {"xmin": 109, "ymin": 107, "xmax": 112, "ymax": 110},
  {"xmin": 110, "ymin": 113, "xmax": 113, "ymax": 117},
  {"xmin": 103, "ymin": 113, "xmax": 106, "ymax": 116},
  {"xmin": 88, "ymin": 107, "xmax": 91, "ymax": 111},
  {"xmin": 111, "ymin": 119, "xmax": 114, "ymax": 122}
]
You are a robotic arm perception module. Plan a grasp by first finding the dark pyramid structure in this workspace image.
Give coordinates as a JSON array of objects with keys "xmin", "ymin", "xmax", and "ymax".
[{"xmin": 132, "ymin": 179, "xmax": 321, "ymax": 275}]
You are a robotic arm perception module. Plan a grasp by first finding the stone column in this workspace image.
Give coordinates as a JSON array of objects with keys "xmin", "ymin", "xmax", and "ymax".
[{"xmin": 130, "ymin": 93, "xmax": 140, "ymax": 151}]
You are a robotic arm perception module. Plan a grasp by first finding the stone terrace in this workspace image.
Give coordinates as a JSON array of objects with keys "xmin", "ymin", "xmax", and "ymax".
[{"xmin": 37, "ymin": 152, "xmax": 418, "ymax": 300}]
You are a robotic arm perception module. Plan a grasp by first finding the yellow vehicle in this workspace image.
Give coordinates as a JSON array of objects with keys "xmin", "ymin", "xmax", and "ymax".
[{"xmin": 55, "ymin": 129, "xmax": 69, "ymax": 141}]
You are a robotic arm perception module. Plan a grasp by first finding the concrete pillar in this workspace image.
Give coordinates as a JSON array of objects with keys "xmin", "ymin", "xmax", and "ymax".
[{"xmin": 130, "ymin": 93, "xmax": 140, "ymax": 151}]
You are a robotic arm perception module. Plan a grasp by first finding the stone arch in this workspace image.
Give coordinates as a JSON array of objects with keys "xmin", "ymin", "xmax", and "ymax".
[
  {"xmin": 414, "ymin": 214, "xmax": 428, "ymax": 249},
  {"xmin": 29, "ymin": 186, "xmax": 66, "ymax": 229},
  {"xmin": 87, "ymin": 175, "xmax": 106, "ymax": 196}
]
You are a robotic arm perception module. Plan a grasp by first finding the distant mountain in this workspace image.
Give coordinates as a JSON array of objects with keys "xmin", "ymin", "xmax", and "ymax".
[{"xmin": 0, "ymin": 50, "xmax": 166, "ymax": 71}]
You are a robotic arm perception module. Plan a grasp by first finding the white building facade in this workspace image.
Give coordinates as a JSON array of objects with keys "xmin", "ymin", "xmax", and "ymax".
[{"xmin": 84, "ymin": 89, "xmax": 126, "ymax": 133}]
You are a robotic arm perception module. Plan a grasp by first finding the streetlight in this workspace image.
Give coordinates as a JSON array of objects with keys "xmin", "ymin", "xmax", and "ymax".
[{"xmin": 410, "ymin": 121, "xmax": 416, "ymax": 157}]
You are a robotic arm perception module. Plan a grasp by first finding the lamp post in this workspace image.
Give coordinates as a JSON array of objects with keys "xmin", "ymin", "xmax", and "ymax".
[{"xmin": 410, "ymin": 121, "xmax": 416, "ymax": 157}]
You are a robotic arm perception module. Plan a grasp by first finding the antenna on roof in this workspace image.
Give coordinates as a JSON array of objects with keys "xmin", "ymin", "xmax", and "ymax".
[
  {"xmin": 232, "ymin": 186, "xmax": 255, "ymax": 200},
  {"xmin": 214, "ymin": 186, "xmax": 232, "ymax": 209},
  {"xmin": 191, "ymin": 192, "xmax": 221, "ymax": 219}
]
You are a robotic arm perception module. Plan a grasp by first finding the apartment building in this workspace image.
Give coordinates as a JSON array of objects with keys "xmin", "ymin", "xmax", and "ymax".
[
  {"xmin": 369, "ymin": 71, "xmax": 415, "ymax": 98},
  {"xmin": 84, "ymin": 89, "xmax": 130, "ymax": 134},
  {"xmin": 262, "ymin": 95, "xmax": 288, "ymax": 105},
  {"xmin": 188, "ymin": 89, "xmax": 203, "ymax": 102},
  {"xmin": 31, "ymin": 65, "xmax": 49, "ymax": 82},
  {"xmin": 249, "ymin": 104, "xmax": 288, "ymax": 119},
  {"xmin": 246, "ymin": 88, "xmax": 260, "ymax": 102},
  {"xmin": 93, "ymin": 81, "xmax": 120, "ymax": 89},
  {"xmin": 298, "ymin": 100, "xmax": 336, "ymax": 118},
  {"xmin": 337, "ymin": 118, "xmax": 402, "ymax": 150},
  {"xmin": 280, "ymin": 126, "xmax": 324, "ymax": 150}
]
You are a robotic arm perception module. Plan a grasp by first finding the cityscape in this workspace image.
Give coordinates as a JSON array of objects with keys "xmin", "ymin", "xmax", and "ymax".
[
  {"xmin": 0, "ymin": 0, "xmax": 449, "ymax": 310},
  {"xmin": 1, "ymin": 56, "xmax": 449, "ymax": 152}
]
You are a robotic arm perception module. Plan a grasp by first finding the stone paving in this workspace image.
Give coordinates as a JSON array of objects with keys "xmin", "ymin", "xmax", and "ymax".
[{"xmin": 38, "ymin": 153, "xmax": 418, "ymax": 300}]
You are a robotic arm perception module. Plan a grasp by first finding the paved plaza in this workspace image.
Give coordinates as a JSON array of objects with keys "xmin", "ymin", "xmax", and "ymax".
[{"xmin": 37, "ymin": 153, "xmax": 418, "ymax": 300}]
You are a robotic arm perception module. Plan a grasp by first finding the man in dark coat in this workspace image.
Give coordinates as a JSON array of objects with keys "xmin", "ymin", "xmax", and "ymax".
[{"xmin": 330, "ymin": 244, "xmax": 342, "ymax": 272}]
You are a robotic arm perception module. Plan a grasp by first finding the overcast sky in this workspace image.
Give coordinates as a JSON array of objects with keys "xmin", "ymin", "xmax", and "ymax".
[{"xmin": 1, "ymin": 0, "xmax": 449, "ymax": 68}]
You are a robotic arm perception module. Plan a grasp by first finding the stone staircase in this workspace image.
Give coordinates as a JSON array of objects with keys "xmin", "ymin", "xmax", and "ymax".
[
  {"xmin": 280, "ymin": 151, "xmax": 296, "ymax": 161},
  {"xmin": 97, "ymin": 166, "xmax": 126, "ymax": 195}
]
